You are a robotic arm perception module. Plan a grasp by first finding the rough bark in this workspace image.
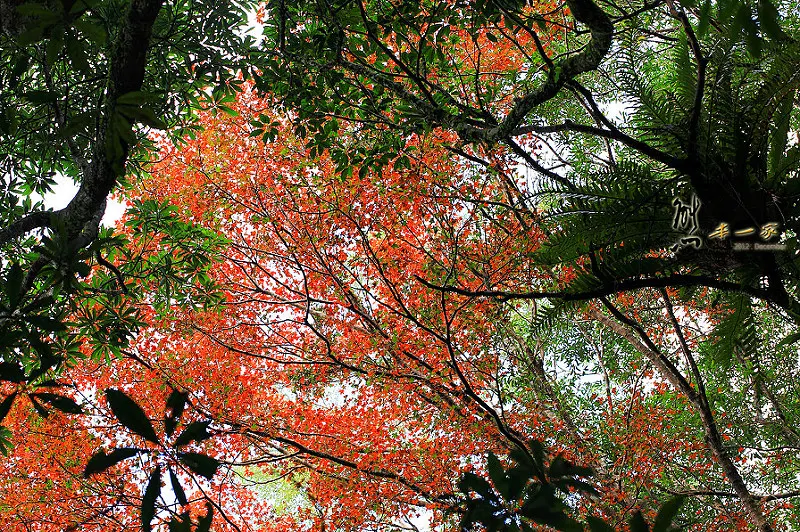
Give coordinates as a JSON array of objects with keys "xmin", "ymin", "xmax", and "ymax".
[{"xmin": 0, "ymin": 0, "xmax": 164, "ymax": 248}]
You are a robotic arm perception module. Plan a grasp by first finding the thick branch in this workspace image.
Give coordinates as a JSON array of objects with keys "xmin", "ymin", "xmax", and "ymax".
[
  {"xmin": 510, "ymin": 119, "xmax": 689, "ymax": 171},
  {"xmin": 0, "ymin": 210, "xmax": 52, "ymax": 246},
  {"xmin": 56, "ymin": 0, "xmax": 162, "ymax": 241},
  {"xmin": 415, "ymin": 273, "xmax": 786, "ymax": 311},
  {"xmin": 596, "ymin": 302, "xmax": 774, "ymax": 532},
  {"xmin": 456, "ymin": 0, "xmax": 614, "ymax": 143}
]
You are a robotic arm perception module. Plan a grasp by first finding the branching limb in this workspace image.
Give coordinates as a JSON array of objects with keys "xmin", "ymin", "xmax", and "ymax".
[
  {"xmin": 596, "ymin": 299, "xmax": 775, "ymax": 532},
  {"xmin": 415, "ymin": 273, "xmax": 788, "ymax": 312}
]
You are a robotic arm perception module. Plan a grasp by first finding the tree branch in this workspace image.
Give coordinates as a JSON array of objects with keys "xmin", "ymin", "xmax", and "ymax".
[{"xmin": 414, "ymin": 273, "xmax": 785, "ymax": 310}]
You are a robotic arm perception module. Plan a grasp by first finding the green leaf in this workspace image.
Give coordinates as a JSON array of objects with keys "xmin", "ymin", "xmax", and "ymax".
[
  {"xmin": 31, "ymin": 392, "xmax": 82, "ymax": 414},
  {"xmin": 16, "ymin": 3, "xmax": 59, "ymax": 18},
  {"xmin": 697, "ymin": 0, "xmax": 712, "ymax": 36},
  {"xmin": 486, "ymin": 452, "xmax": 510, "ymax": 499},
  {"xmin": 169, "ymin": 468, "xmax": 188, "ymax": 506},
  {"xmin": 174, "ymin": 421, "xmax": 211, "ymax": 448},
  {"xmin": 25, "ymin": 315, "xmax": 67, "ymax": 332},
  {"xmin": 84, "ymin": 447, "xmax": 140, "ymax": 477},
  {"xmin": 196, "ymin": 502, "xmax": 213, "ymax": 532},
  {"xmin": 106, "ymin": 388, "xmax": 160, "ymax": 444},
  {"xmin": 178, "ymin": 452, "xmax": 219, "ymax": 480},
  {"xmin": 629, "ymin": 511, "xmax": 650, "ymax": 532},
  {"xmin": 586, "ymin": 516, "xmax": 615, "ymax": 532},
  {"xmin": 0, "ymin": 363, "xmax": 26, "ymax": 383},
  {"xmin": 117, "ymin": 91, "xmax": 157, "ymax": 106},
  {"xmin": 134, "ymin": 107, "xmax": 168, "ymax": 129},
  {"xmin": 141, "ymin": 466, "xmax": 161, "ymax": 532},
  {"xmin": 23, "ymin": 90, "xmax": 58, "ymax": 104},
  {"xmin": 73, "ymin": 19, "xmax": 106, "ymax": 44},
  {"xmin": 5, "ymin": 263, "xmax": 24, "ymax": 308},
  {"xmin": 66, "ymin": 38, "xmax": 90, "ymax": 72},
  {"xmin": 164, "ymin": 389, "xmax": 188, "ymax": 437},
  {"xmin": 0, "ymin": 426, "xmax": 12, "ymax": 456},
  {"xmin": 757, "ymin": 0, "xmax": 785, "ymax": 40},
  {"xmin": 16, "ymin": 25, "xmax": 45, "ymax": 45},
  {"xmin": 46, "ymin": 32, "xmax": 64, "ymax": 64},
  {"xmin": 652, "ymin": 496, "xmax": 685, "ymax": 532},
  {"xmin": 0, "ymin": 393, "xmax": 18, "ymax": 424},
  {"xmin": 218, "ymin": 105, "xmax": 239, "ymax": 117},
  {"xmin": 776, "ymin": 331, "xmax": 800, "ymax": 348}
]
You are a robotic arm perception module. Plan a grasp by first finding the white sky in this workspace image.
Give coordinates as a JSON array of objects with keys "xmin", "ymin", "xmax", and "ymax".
[{"xmin": 41, "ymin": 173, "xmax": 126, "ymax": 227}]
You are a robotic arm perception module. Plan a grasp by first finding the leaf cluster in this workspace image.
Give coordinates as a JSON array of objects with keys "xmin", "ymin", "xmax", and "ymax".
[{"xmin": 453, "ymin": 443, "xmax": 686, "ymax": 531}]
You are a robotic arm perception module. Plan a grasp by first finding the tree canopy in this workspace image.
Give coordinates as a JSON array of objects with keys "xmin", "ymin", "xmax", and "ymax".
[{"xmin": 1, "ymin": 0, "xmax": 799, "ymax": 531}]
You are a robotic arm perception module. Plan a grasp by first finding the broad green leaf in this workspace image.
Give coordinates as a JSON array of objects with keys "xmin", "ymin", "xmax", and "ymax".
[
  {"xmin": 164, "ymin": 389, "xmax": 188, "ymax": 437},
  {"xmin": 66, "ymin": 38, "xmax": 90, "ymax": 73},
  {"xmin": 174, "ymin": 420, "xmax": 211, "ymax": 448},
  {"xmin": 23, "ymin": 91, "xmax": 58, "ymax": 104},
  {"xmin": 586, "ymin": 516, "xmax": 615, "ymax": 532},
  {"xmin": 0, "ymin": 426, "xmax": 12, "ymax": 456},
  {"xmin": 196, "ymin": 502, "xmax": 214, "ymax": 532},
  {"xmin": 169, "ymin": 468, "xmax": 188, "ymax": 506},
  {"xmin": 16, "ymin": 3, "xmax": 59, "ymax": 18},
  {"xmin": 31, "ymin": 392, "xmax": 82, "ymax": 414},
  {"xmin": 757, "ymin": 0, "xmax": 785, "ymax": 39},
  {"xmin": 776, "ymin": 331, "xmax": 800, "ymax": 348},
  {"xmin": 84, "ymin": 447, "xmax": 140, "ymax": 477},
  {"xmin": 652, "ymin": 496, "xmax": 685, "ymax": 532},
  {"xmin": 178, "ymin": 452, "xmax": 219, "ymax": 480},
  {"xmin": 106, "ymin": 388, "xmax": 160, "ymax": 444},
  {"xmin": 141, "ymin": 466, "xmax": 161, "ymax": 532},
  {"xmin": 0, "ymin": 393, "xmax": 18, "ymax": 423},
  {"xmin": 117, "ymin": 91, "xmax": 157, "ymax": 106},
  {"xmin": 73, "ymin": 19, "xmax": 107, "ymax": 44}
]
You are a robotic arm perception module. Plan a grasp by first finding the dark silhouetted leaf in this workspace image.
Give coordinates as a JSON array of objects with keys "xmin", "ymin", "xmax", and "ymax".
[
  {"xmin": 31, "ymin": 392, "xmax": 82, "ymax": 414},
  {"xmin": 168, "ymin": 514, "xmax": 191, "ymax": 532},
  {"xmin": 586, "ymin": 516, "xmax": 615, "ymax": 532},
  {"xmin": 84, "ymin": 447, "xmax": 140, "ymax": 477},
  {"xmin": 629, "ymin": 511, "xmax": 650, "ymax": 532},
  {"xmin": 28, "ymin": 394, "xmax": 49, "ymax": 418},
  {"xmin": 458, "ymin": 471, "xmax": 493, "ymax": 497},
  {"xmin": 178, "ymin": 452, "xmax": 219, "ymax": 480},
  {"xmin": 652, "ymin": 496, "xmax": 685, "ymax": 532},
  {"xmin": 25, "ymin": 315, "xmax": 67, "ymax": 332},
  {"xmin": 141, "ymin": 466, "xmax": 161, "ymax": 532},
  {"xmin": 106, "ymin": 388, "xmax": 159, "ymax": 444},
  {"xmin": 5, "ymin": 263, "xmax": 23, "ymax": 308},
  {"xmin": 0, "ymin": 363, "xmax": 25, "ymax": 383},
  {"xmin": 169, "ymin": 468, "xmax": 188, "ymax": 506},
  {"xmin": 0, "ymin": 393, "xmax": 18, "ymax": 423},
  {"xmin": 487, "ymin": 452, "xmax": 510, "ymax": 500},
  {"xmin": 174, "ymin": 421, "xmax": 211, "ymax": 448},
  {"xmin": 196, "ymin": 502, "xmax": 213, "ymax": 532},
  {"xmin": 164, "ymin": 389, "xmax": 188, "ymax": 437}
]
